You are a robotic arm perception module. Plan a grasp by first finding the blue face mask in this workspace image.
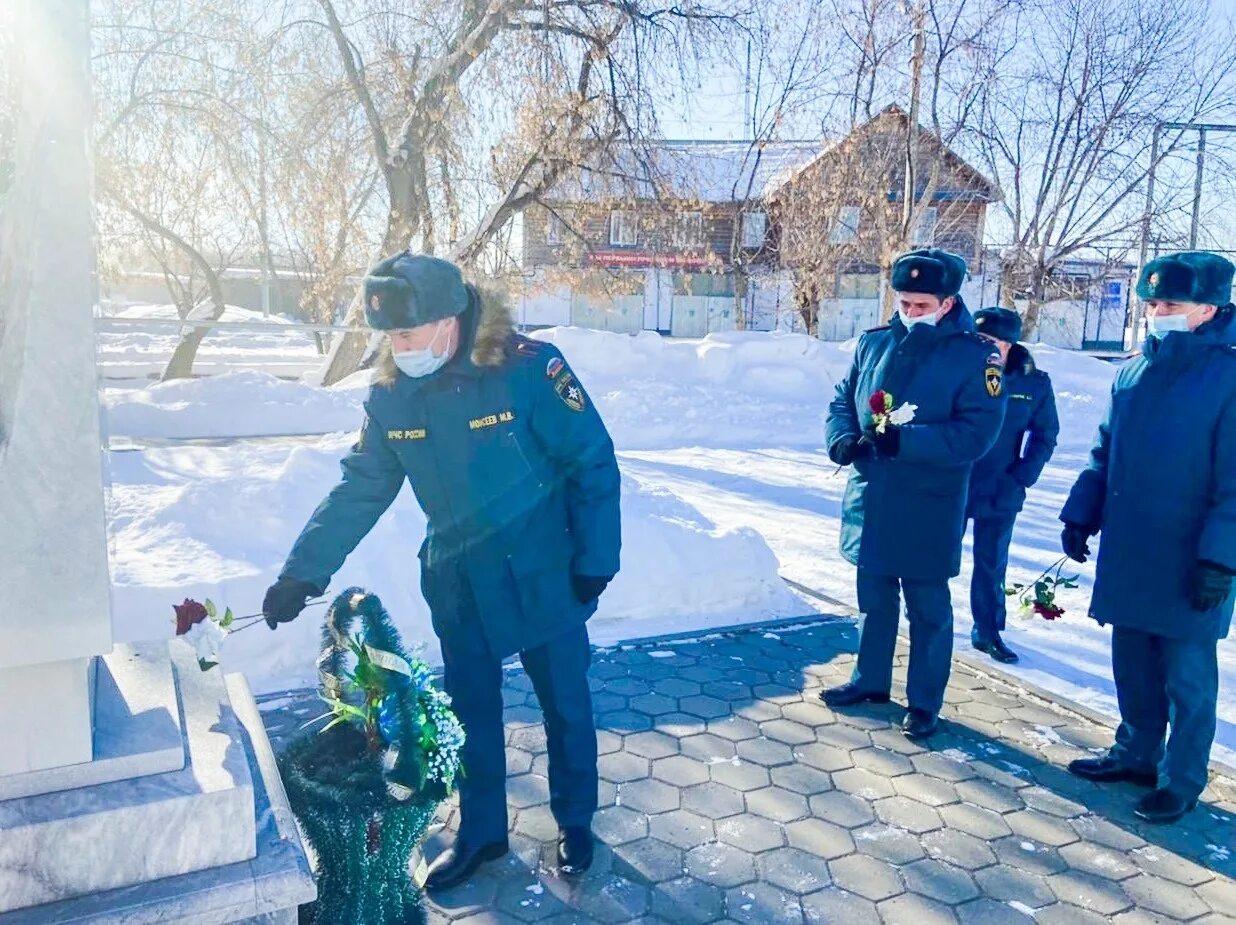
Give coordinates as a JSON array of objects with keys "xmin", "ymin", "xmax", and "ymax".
[
  {"xmin": 1147, "ymin": 307, "xmax": 1204, "ymax": 339},
  {"xmin": 392, "ymin": 320, "xmax": 454, "ymax": 378},
  {"xmin": 900, "ymin": 310, "xmax": 938, "ymax": 328}
]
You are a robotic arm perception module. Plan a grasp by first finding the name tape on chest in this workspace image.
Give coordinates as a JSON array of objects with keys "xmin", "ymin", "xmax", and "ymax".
[
  {"xmin": 387, "ymin": 428, "xmax": 428, "ymax": 441},
  {"xmin": 469, "ymin": 410, "xmax": 515, "ymax": 431}
]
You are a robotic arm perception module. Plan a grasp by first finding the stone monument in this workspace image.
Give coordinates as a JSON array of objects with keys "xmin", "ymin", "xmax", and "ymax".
[{"xmin": 0, "ymin": 3, "xmax": 315, "ymax": 920}]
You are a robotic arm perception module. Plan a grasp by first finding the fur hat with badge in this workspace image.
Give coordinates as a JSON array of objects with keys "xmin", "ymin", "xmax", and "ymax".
[
  {"xmin": 890, "ymin": 248, "xmax": 969, "ymax": 298},
  {"xmin": 362, "ymin": 252, "xmax": 472, "ymax": 330},
  {"xmin": 1136, "ymin": 251, "xmax": 1234, "ymax": 308},
  {"xmin": 974, "ymin": 307, "xmax": 1024, "ymax": 344}
]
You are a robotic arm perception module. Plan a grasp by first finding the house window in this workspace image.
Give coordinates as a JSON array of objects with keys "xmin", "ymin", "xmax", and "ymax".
[
  {"xmin": 911, "ymin": 206, "xmax": 938, "ymax": 246},
  {"xmin": 830, "ymin": 206, "xmax": 860, "ymax": 244},
  {"xmin": 609, "ymin": 210, "xmax": 638, "ymax": 247},
  {"xmin": 546, "ymin": 209, "xmax": 573, "ymax": 246},
  {"xmin": 740, "ymin": 211, "xmax": 767, "ymax": 249},
  {"xmin": 676, "ymin": 211, "xmax": 704, "ymax": 248}
]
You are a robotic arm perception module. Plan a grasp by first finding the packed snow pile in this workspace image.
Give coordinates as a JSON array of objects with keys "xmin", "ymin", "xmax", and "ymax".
[
  {"xmin": 96, "ymin": 302, "xmax": 325, "ymax": 379},
  {"xmin": 106, "ymin": 434, "xmax": 803, "ymax": 692},
  {"xmin": 103, "ymin": 370, "xmax": 369, "ymax": 439}
]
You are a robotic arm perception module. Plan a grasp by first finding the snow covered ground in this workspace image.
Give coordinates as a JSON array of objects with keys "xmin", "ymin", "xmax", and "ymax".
[{"xmin": 99, "ymin": 321, "xmax": 1236, "ymax": 767}]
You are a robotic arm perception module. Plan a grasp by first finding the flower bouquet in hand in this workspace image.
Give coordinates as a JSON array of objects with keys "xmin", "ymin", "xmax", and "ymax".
[
  {"xmin": 868, "ymin": 390, "xmax": 917, "ymax": 434},
  {"xmin": 173, "ymin": 596, "xmax": 322, "ymax": 671},
  {"xmin": 1005, "ymin": 555, "xmax": 1079, "ymax": 621}
]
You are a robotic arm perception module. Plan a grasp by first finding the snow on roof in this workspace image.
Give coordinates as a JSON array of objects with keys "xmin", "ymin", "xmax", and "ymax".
[{"xmin": 553, "ymin": 140, "xmax": 824, "ymax": 205}]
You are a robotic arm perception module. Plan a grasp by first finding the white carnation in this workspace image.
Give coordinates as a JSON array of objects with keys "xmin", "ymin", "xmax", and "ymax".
[
  {"xmin": 184, "ymin": 618, "xmax": 226, "ymax": 664},
  {"xmin": 888, "ymin": 402, "xmax": 918, "ymax": 426}
]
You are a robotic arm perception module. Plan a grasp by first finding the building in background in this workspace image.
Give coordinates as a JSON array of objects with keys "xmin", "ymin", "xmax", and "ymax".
[{"xmin": 517, "ymin": 107, "xmax": 1000, "ymax": 340}]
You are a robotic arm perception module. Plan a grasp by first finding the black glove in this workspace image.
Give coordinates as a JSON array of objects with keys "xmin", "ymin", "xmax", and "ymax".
[
  {"xmin": 830, "ymin": 435, "xmax": 873, "ymax": 467},
  {"xmin": 1061, "ymin": 524, "xmax": 1092, "ymax": 563},
  {"xmin": 1190, "ymin": 561, "xmax": 1234, "ymax": 612},
  {"xmin": 572, "ymin": 574, "xmax": 613, "ymax": 605},
  {"xmin": 263, "ymin": 577, "xmax": 321, "ymax": 629},
  {"xmin": 865, "ymin": 426, "xmax": 900, "ymax": 458}
]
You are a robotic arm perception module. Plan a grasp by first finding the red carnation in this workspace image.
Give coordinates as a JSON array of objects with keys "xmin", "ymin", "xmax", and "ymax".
[
  {"xmin": 174, "ymin": 598, "xmax": 209, "ymax": 635},
  {"xmin": 869, "ymin": 390, "xmax": 892, "ymax": 415}
]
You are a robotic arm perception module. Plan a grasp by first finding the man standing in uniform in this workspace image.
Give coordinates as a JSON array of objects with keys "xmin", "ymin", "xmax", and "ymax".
[
  {"xmin": 824, "ymin": 248, "xmax": 1006, "ymax": 739},
  {"xmin": 966, "ymin": 308, "xmax": 1059, "ymax": 663},
  {"xmin": 262, "ymin": 253, "xmax": 622, "ymax": 883},
  {"xmin": 1062, "ymin": 251, "xmax": 1236, "ymax": 823}
]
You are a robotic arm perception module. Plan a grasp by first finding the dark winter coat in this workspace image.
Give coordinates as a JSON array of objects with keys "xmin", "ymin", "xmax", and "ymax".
[
  {"xmin": 280, "ymin": 295, "xmax": 622, "ymax": 657},
  {"xmin": 966, "ymin": 344, "xmax": 1059, "ymax": 519},
  {"xmin": 1061, "ymin": 307, "xmax": 1236, "ymax": 641},
  {"xmin": 827, "ymin": 303, "xmax": 1007, "ymax": 580}
]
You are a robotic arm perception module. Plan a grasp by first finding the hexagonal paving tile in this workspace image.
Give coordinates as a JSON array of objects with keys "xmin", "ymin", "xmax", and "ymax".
[
  {"xmin": 785, "ymin": 817, "xmax": 856, "ymax": 859},
  {"xmin": 991, "ymin": 835, "xmax": 1069, "ymax": 877},
  {"xmin": 852, "ymin": 822, "xmax": 928, "ymax": 864},
  {"xmin": 747, "ymin": 785, "xmax": 810, "ymax": 823},
  {"xmin": 760, "ymin": 718, "xmax": 817, "ymax": 746},
  {"xmin": 972, "ymin": 865, "xmax": 1056, "ymax": 910},
  {"xmin": 680, "ymin": 694, "xmax": 731, "ymax": 720},
  {"xmin": 625, "ymin": 730, "xmax": 680, "ymax": 760},
  {"xmin": 921, "ymin": 829, "xmax": 998, "ymax": 870},
  {"xmin": 680, "ymin": 732, "xmax": 738, "ymax": 763},
  {"xmin": 1121, "ymin": 873, "xmax": 1214, "ymax": 920},
  {"xmin": 816, "ymin": 724, "xmax": 873, "ymax": 751},
  {"xmin": 681, "ymin": 780, "xmax": 745, "ymax": 819},
  {"xmin": 795, "ymin": 741, "xmax": 856, "ymax": 773},
  {"xmin": 830, "ymin": 853, "xmax": 905, "ymax": 901},
  {"xmin": 756, "ymin": 846, "xmax": 834, "ymax": 894},
  {"xmin": 710, "ymin": 758, "xmax": 772, "ymax": 792},
  {"xmin": 770, "ymin": 762, "xmax": 834, "ymax": 796},
  {"xmin": 893, "ymin": 774, "xmax": 962, "ymax": 807},
  {"xmin": 826, "ymin": 763, "xmax": 895, "ymax": 801},
  {"xmin": 736, "ymin": 736, "xmax": 796, "ymax": 767},
  {"xmin": 716, "ymin": 812, "xmax": 786, "ymax": 853},
  {"xmin": 1057, "ymin": 842, "xmax": 1140, "ymax": 881},
  {"xmin": 802, "ymin": 886, "xmax": 882, "ymax": 925},
  {"xmin": 1047, "ymin": 869, "xmax": 1135, "ymax": 917},
  {"xmin": 853, "ymin": 746, "xmax": 917, "ymax": 777},
  {"xmin": 648, "ymin": 809, "xmax": 715, "ymax": 850},
  {"xmin": 611, "ymin": 837, "xmax": 685, "ymax": 884},
  {"xmin": 811, "ymin": 790, "xmax": 878, "ymax": 829},
  {"xmin": 563, "ymin": 872, "xmax": 651, "ymax": 922},
  {"xmin": 494, "ymin": 875, "xmax": 571, "ymax": 921},
  {"xmin": 707, "ymin": 716, "xmax": 762, "ymax": 742},
  {"xmin": 1006, "ymin": 810, "xmax": 1081, "ymax": 848},
  {"xmin": 781, "ymin": 700, "xmax": 836, "ymax": 729},
  {"xmin": 652, "ymin": 754, "xmax": 710, "ymax": 788},
  {"xmin": 629, "ymin": 692, "xmax": 680, "ymax": 718},
  {"xmin": 621, "ymin": 777, "xmax": 680, "ymax": 815},
  {"xmin": 955, "ymin": 777, "xmax": 1026, "ymax": 814},
  {"xmin": 902, "ymin": 858, "xmax": 980, "ymax": 906},
  {"xmin": 877, "ymin": 891, "xmax": 960, "ymax": 925},
  {"xmin": 1069, "ymin": 814, "xmax": 1146, "ymax": 852},
  {"xmin": 1129, "ymin": 845, "xmax": 1214, "ymax": 886},
  {"xmin": 938, "ymin": 802, "xmax": 1013, "ymax": 840},
  {"xmin": 684, "ymin": 841, "xmax": 758, "ymax": 889},
  {"xmin": 651, "ymin": 875, "xmax": 726, "ymax": 924},
  {"xmin": 955, "ymin": 897, "xmax": 1036, "ymax": 925},
  {"xmin": 873, "ymin": 796, "xmax": 945, "ymax": 834},
  {"xmin": 726, "ymin": 882, "xmax": 803, "ymax": 924},
  {"xmin": 598, "ymin": 750, "xmax": 650, "ymax": 784},
  {"xmin": 591, "ymin": 804, "xmax": 649, "ymax": 846}
]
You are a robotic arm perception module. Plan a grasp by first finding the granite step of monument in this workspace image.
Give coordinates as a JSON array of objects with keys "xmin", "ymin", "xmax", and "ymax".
[
  {"xmin": 0, "ymin": 644, "xmax": 257, "ymax": 913},
  {"xmin": 0, "ymin": 643, "xmax": 185, "ymax": 802}
]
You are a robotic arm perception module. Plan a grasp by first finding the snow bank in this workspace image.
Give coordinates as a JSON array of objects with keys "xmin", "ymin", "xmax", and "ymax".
[
  {"xmin": 105, "ymin": 435, "xmax": 804, "ymax": 692},
  {"xmin": 96, "ymin": 303, "xmax": 325, "ymax": 379},
  {"xmin": 103, "ymin": 371, "xmax": 368, "ymax": 439}
]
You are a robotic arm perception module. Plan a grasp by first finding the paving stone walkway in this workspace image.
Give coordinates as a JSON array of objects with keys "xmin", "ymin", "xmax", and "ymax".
[{"xmin": 260, "ymin": 616, "xmax": 1236, "ymax": 925}]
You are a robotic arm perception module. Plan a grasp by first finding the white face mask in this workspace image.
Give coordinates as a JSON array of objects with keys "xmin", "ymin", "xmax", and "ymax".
[
  {"xmin": 1147, "ymin": 307, "xmax": 1204, "ymax": 339},
  {"xmin": 900, "ymin": 309, "xmax": 938, "ymax": 328},
  {"xmin": 392, "ymin": 320, "xmax": 454, "ymax": 378}
]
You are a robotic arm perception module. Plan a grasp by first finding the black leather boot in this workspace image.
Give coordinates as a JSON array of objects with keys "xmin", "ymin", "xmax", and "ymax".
[
  {"xmin": 1067, "ymin": 755, "xmax": 1157, "ymax": 787},
  {"xmin": 971, "ymin": 629, "xmax": 1019, "ymax": 664},
  {"xmin": 821, "ymin": 683, "xmax": 891, "ymax": 707},
  {"xmin": 557, "ymin": 826, "xmax": 594, "ymax": 875},
  {"xmin": 902, "ymin": 708, "xmax": 939, "ymax": 739},
  {"xmin": 425, "ymin": 837, "xmax": 509, "ymax": 891},
  {"xmin": 1134, "ymin": 788, "xmax": 1197, "ymax": 824}
]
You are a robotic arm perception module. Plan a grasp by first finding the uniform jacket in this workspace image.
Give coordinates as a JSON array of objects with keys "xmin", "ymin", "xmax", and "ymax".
[
  {"xmin": 1061, "ymin": 307, "xmax": 1236, "ymax": 641},
  {"xmin": 281, "ymin": 294, "xmax": 622, "ymax": 657},
  {"xmin": 966, "ymin": 344, "xmax": 1059, "ymax": 519},
  {"xmin": 827, "ymin": 303, "xmax": 1007, "ymax": 580}
]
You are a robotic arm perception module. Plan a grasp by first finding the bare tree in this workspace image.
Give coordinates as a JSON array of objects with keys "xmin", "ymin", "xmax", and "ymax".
[{"xmin": 973, "ymin": 0, "xmax": 1236, "ymax": 337}]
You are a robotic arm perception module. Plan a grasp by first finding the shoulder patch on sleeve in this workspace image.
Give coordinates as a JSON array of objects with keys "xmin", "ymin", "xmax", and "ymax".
[
  {"xmin": 553, "ymin": 370, "xmax": 587, "ymax": 412},
  {"xmin": 985, "ymin": 365, "xmax": 1003, "ymax": 398}
]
